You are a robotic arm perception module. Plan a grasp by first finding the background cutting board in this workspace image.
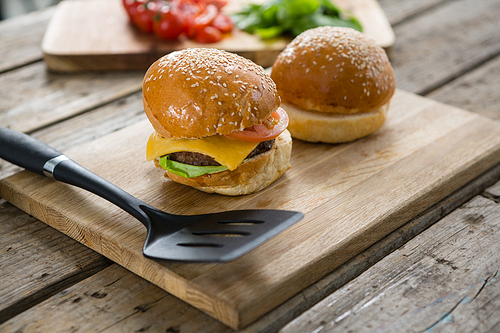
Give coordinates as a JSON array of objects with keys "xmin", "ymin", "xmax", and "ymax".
[
  {"xmin": 41, "ymin": 0, "xmax": 395, "ymax": 72},
  {"xmin": 2, "ymin": 90, "xmax": 500, "ymax": 329}
]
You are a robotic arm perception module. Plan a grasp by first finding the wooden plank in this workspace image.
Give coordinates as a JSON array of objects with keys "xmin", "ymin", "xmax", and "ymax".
[
  {"xmin": 378, "ymin": 0, "xmax": 447, "ymax": 25},
  {"xmin": 41, "ymin": 0, "xmax": 394, "ymax": 72},
  {"xmin": 486, "ymin": 181, "xmax": 500, "ymax": 198},
  {"xmin": 2, "ymin": 162, "xmax": 499, "ymax": 333},
  {"xmin": 427, "ymin": 55, "xmax": 500, "ymax": 120},
  {"xmin": 0, "ymin": 92, "xmax": 144, "ymax": 323},
  {"xmin": 0, "ymin": 7, "xmax": 53, "ymax": 73},
  {"xmin": 0, "ymin": 199, "xmax": 111, "ymax": 324},
  {"xmin": 0, "ymin": 264, "xmax": 234, "ymax": 333},
  {"xmin": 2, "ymin": 90, "xmax": 500, "ymax": 329},
  {"xmin": 390, "ymin": 0, "xmax": 500, "ymax": 94},
  {"xmin": 0, "ymin": 62, "xmax": 143, "ymax": 133},
  {"xmin": 0, "ymin": 91, "xmax": 145, "ymax": 179},
  {"xmin": 279, "ymin": 194, "xmax": 500, "ymax": 332}
]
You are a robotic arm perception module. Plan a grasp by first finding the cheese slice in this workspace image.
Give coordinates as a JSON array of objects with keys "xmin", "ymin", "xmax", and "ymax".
[{"xmin": 146, "ymin": 132, "xmax": 259, "ymax": 171}]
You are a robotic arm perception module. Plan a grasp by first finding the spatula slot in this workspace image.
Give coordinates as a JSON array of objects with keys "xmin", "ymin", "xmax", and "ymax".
[
  {"xmin": 192, "ymin": 231, "xmax": 250, "ymax": 237},
  {"xmin": 177, "ymin": 242, "xmax": 223, "ymax": 248},
  {"xmin": 218, "ymin": 220, "xmax": 265, "ymax": 225}
]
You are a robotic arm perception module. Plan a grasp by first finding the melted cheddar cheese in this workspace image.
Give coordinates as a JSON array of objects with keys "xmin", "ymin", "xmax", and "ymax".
[{"xmin": 146, "ymin": 132, "xmax": 259, "ymax": 171}]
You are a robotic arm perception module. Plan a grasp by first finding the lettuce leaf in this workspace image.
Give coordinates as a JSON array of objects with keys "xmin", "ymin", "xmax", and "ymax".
[
  {"xmin": 233, "ymin": 0, "xmax": 362, "ymax": 40},
  {"xmin": 158, "ymin": 156, "xmax": 228, "ymax": 178}
]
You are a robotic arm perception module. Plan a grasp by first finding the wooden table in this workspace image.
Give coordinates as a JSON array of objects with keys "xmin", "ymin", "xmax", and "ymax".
[{"xmin": 1, "ymin": 0, "xmax": 500, "ymax": 331}]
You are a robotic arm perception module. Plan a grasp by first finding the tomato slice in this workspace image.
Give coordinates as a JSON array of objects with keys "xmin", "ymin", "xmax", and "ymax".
[
  {"xmin": 205, "ymin": 0, "xmax": 227, "ymax": 10},
  {"xmin": 194, "ymin": 25, "xmax": 222, "ymax": 43},
  {"xmin": 226, "ymin": 107, "xmax": 289, "ymax": 142},
  {"xmin": 212, "ymin": 13, "xmax": 233, "ymax": 33}
]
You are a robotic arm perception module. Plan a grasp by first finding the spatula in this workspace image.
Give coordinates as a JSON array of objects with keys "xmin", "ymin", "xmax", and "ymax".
[{"xmin": 0, "ymin": 127, "xmax": 303, "ymax": 262}]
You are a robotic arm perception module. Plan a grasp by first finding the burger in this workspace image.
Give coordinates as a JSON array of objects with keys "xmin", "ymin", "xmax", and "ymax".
[
  {"xmin": 271, "ymin": 26, "xmax": 396, "ymax": 143},
  {"xmin": 143, "ymin": 48, "xmax": 292, "ymax": 196}
]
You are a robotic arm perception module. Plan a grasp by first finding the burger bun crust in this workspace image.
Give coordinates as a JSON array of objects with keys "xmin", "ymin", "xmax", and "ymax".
[
  {"xmin": 143, "ymin": 48, "xmax": 280, "ymax": 139},
  {"xmin": 271, "ymin": 27, "xmax": 395, "ymax": 143}
]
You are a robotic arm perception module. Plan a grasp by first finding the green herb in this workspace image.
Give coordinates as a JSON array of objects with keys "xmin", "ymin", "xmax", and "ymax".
[
  {"xmin": 233, "ymin": 0, "xmax": 362, "ymax": 40},
  {"xmin": 158, "ymin": 156, "xmax": 228, "ymax": 178}
]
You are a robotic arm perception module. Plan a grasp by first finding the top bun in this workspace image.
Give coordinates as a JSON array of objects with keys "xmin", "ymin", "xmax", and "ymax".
[
  {"xmin": 143, "ymin": 48, "xmax": 280, "ymax": 139},
  {"xmin": 271, "ymin": 27, "xmax": 395, "ymax": 114}
]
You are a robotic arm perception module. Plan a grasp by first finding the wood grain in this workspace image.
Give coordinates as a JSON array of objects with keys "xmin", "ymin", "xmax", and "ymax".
[
  {"xmin": 41, "ymin": 0, "xmax": 394, "ymax": 72},
  {"xmin": 0, "ymin": 62, "xmax": 143, "ymax": 133},
  {"xmin": 279, "ymin": 194, "xmax": 500, "ymax": 332},
  {"xmin": 428, "ymin": 55, "xmax": 500, "ymax": 120},
  {"xmin": 0, "ymin": 92, "xmax": 146, "ymax": 179},
  {"xmin": 378, "ymin": 0, "xmax": 447, "ymax": 25},
  {"xmin": 0, "ymin": 7, "xmax": 53, "ymax": 73},
  {"xmin": 390, "ymin": 0, "xmax": 500, "ymax": 94},
  {"xmin": 0, "ymin": 200, "xmax": 111, "ymax": 325},
  {"xmin": 3, "ymin": 162, "xmax": 499, "ymax": 333},
  {"xmin": 2, "ymin": 90, "xmax": 500, "ymax": 329}
]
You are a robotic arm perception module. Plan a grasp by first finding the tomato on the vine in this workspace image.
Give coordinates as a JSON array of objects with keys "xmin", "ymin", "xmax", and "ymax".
[
  {"xmin": 122, "ymin": 0, "xmax": 233, "ymax": 43},
  {"xmin": 226, "ymin": 108, "xmax": 289, "ymax": 142},
  {"xmin": 153, "ymin": 5, "xmax": 186, "ymax": 39},
  {"xmin": 132, "ymin": 1, "xmax": 156, "ymax": 33}
]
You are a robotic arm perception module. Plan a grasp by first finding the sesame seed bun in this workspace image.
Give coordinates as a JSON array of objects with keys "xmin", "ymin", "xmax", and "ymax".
[
  {"xmin": 143, "ymin": 48, "xmax": 280, "ymax": 139},
  {"xmin": 271, "ymin": 27, "xmax": 396, "ymax": 143}
]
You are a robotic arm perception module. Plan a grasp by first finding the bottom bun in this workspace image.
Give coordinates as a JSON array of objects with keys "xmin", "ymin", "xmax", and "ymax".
[
  {"xmin": 282, "ymin": 102, "xmax": 390, "ymax": 143},
  {"xmin": 155, "ymin": 130, "xmax": 292, "ymax": 196}
]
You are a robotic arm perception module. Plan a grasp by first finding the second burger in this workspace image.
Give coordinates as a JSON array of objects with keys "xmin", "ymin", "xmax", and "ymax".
[
  {"xmin": 144, "ymin": 48, "xmax": 292, "ymax": 196},
  {"xmin": 271, "ymin": 26, "xmax": 396, "ymax": 144}
]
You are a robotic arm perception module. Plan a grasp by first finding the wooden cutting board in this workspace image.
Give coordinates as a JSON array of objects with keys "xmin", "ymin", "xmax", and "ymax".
[
  {"xmin": 41, "ymin": 0, "xmax": 394, "ymax": 72},
  {"xmin": 2, "ymin": 90, "xmax": 500, "ymax": 330}
]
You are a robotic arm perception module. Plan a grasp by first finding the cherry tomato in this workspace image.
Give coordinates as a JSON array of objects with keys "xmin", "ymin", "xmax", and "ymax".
[
  {"xmin": 153, "ymin": 5, "xmax": 186, "ymax": 39},
  {"xmin": 226, "ymin": 108, "xmax": 289, "ymax": 142},
  {"xmin": 194, "ymin": 25, "xmax": 222, "ymax": 43},
  {"xmin": 212, "ymin": 13, "xmax": 233, "ymax": 33},
  {"xmin": 132, "ymin": 1, "xmax": 156, "ymax": 33},
  {"xmin": 122, "ymin": 0, "xmax": 232, "ymax": 42},
  {"xmin": 122, "ymin": 0, "xmax": 141, "ymax": 21},
  {"xmin": 205, "ymin": 0, "xmax": 227, "ymax": 10}
]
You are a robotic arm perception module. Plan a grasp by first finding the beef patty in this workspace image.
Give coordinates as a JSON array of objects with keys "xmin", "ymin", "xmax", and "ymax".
[{"xmin": 167, "ymin": 139, "xmax": 275, "ymax": 166}]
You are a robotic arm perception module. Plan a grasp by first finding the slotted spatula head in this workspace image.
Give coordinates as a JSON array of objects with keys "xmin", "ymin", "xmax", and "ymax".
[{"xmin": 142, "ymin": 207, "xmax": 303, "ymax": 262}]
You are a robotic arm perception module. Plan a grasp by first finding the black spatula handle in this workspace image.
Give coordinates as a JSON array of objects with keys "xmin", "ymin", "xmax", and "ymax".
[
  {"xmin": 0, "ymin": 127, "xmax": 152, "ymax": 227},
  {"xmin": 0, "ymin": 127, "xmax": 62, "ymax": 177}
]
